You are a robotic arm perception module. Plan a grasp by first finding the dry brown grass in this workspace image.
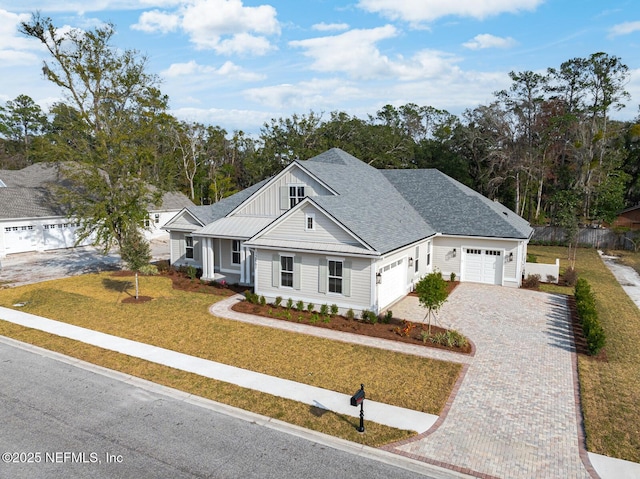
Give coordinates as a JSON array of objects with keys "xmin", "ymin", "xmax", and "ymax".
[
  {"xmin": 529, "ymin": 245, "xmax": 640, "ymax": 462},
  {"xmin": 0, "ymin": 321, "xmax": 413, "ymax": 447},
  {"xmin": 0, "ymin": 272, "xmax": 463, "ymax": 445}
]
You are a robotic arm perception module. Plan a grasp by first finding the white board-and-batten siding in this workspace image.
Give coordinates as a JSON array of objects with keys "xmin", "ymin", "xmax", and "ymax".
[
  {"xmin": 234, "ymin": 166, "xmax": 333, "ymax": 217},
  {"xmin": 261, "ymin": 203, "xmax": 361, "ymax": 246},
  {"xmin": 254, "ymin": 249, "xmax": 373, "ymax": 313},
  {"xmin": 170, "ymin": 231, "xmax": 201, "ymax": 265}
]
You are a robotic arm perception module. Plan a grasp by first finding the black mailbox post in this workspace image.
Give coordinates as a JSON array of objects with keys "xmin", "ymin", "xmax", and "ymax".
[{"xmin": 350, "ymin": 384, "xmax": 365, "ymax": 433}]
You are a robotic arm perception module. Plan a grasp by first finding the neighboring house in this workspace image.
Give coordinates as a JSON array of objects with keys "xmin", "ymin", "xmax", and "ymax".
[
  {"xmin": 163, "ymin": 148, "xmax": 533, "ymax": 314},
  {"xmin": 0, "ymin": 162, "xmax": 194, "ymax": 257},
  {"xmin": 611, "ymin": 204, "xmax": 640, "ymax": 230}
]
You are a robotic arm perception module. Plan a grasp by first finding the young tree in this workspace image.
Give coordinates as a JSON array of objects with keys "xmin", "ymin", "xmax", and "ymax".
[
  {"xmin": 415, "ymin": 271, "xmax": 449, "ymax": 335},
  {"xmin": 119, "ymin": 229, "xmax": 152, "ymax": 300},
  {"xmin": 20, "ymin": 15, "xmax": 167, "ymax": 254}
]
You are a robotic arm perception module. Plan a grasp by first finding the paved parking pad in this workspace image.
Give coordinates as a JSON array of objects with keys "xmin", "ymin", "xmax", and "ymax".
[{"xmin": 385, "ymin": 284, "xmax": 593, "ymax": 478}]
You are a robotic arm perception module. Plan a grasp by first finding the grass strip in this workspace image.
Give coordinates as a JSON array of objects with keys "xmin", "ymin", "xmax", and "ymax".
[{"xmin": 0, "ymin": 320, "xmax": 415, "ymax": 447}]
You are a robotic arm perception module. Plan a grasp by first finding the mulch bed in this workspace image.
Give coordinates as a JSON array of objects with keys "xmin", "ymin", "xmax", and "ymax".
[{"xmin": 231, "ymin": 300, "xmax": 472, "ymax": 355}]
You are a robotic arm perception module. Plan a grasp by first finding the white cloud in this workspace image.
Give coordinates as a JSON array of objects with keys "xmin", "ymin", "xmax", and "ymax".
[
  {"xmin": 357, "ymin": 0, "xmax": 543, "ymax": 23},
  {"xmin": 179, "ymin": 0, "xmax": 280, "ymax": 55},
  {"xmin": 289, "ymin": 25, "xmax": 400, "ymax": 80},
  {"xmin": 290, "ymin": 26, "xmax": 461, "ymax": 81},
  {"xmin": 244, "ymin": 78, "xmax": 363, "ymax": 110},
  {"xmin": 170, "ymin": 106, "xmax": 273, "ymax": 133},
  {"xmin": 609, "ymin": 21, "xmax": 640, "ymax": 37},
  {"xmin": 463, "ymin": 33, "xmax": 517, "ymax": 50},
  {"xmin": 312, "ymin": 22, "xmax": 350, "ymax": 32},
  {"xmin": 162, "ymin": 59, "xmax": 264, "ymax": 81},
  {"xmin": 0, "ymin": 9, "xmax": 45, "ymax": 66},
  {"xmin": 131, "ymin": 9, "xmax": 180, "ymax": 33}
]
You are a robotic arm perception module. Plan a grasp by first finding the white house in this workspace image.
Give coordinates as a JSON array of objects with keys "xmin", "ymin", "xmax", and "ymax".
[
  {"xmin": 163, "ymin": 148, "xmax": 533, "ymax": 314},
  {"xmin": 0, "ymin": 162, "xmax": 194, "ymax": 257}
]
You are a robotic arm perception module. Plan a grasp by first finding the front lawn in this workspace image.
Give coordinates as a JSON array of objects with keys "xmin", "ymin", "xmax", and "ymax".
[
  {"xmin": 528, "ymin": 245, "xmax": 640, "ymax": 462},
  {"xmin": 0, "ymin": 272, "xmax": 462, "ymax": 447}
]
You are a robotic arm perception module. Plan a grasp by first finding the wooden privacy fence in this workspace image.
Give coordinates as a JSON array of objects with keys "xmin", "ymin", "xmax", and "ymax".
[{"xmin": 531, "ymin": 226, "xmax": 638, "ymax": 250}]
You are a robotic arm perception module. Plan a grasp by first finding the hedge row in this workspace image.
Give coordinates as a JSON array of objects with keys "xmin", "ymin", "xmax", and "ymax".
[{"xmin": 574, "ymin": 278, "xmax": 606, "ymax": 355}]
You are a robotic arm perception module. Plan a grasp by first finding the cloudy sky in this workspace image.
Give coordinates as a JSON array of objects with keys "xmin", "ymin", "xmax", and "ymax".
[{"xmin": 1, "ymin": 0, "xmax": 640, "ymax": 134}]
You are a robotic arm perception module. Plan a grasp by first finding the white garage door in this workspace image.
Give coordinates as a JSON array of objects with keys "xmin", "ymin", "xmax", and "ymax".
[
  {"xmin": 3, "ymin": 225, "xmax": 38, "ymax": 254},
  {"xmin": 378, "ymin": 258, "xmax": 406, "ymax": 308},
  {"xmin": 463, "ymin": 248, "xmax": 503, "ymax": 285}
]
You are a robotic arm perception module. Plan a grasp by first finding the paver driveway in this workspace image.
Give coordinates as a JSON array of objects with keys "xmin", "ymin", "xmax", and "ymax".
[{"xmin": 385, "ymin": 283, "xmax": 595, "ymax": 479}]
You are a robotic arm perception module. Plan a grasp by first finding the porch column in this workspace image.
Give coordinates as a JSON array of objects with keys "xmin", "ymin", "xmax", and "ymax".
[
  {"xmin": 240, "ymin": 244, "xmax": 247, "ymax": 284},
  {"xmin": 202, "ymin": 237, "xmax": 215, "ymax": 280}
]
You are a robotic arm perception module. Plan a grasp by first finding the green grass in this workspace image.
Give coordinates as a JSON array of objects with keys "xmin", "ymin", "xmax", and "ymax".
[
  {"xmin": 0, "ymin": 272, "xmax": 463, "ymax": 447},
  {"xmin": 529, "ymin": 245, "xmax": 640, "ymax": 462}
]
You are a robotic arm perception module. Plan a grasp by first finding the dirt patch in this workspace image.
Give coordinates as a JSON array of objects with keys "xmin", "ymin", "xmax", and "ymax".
[
  {"xmin": 121, "ymin": 296, "xmax": 153, "ymax": 304},
  {"xmin": 231, "ymin": 300, "xmax": 472, "ymax": 355}
]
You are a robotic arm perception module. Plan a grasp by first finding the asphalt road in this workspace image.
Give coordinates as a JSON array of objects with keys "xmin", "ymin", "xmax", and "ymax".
[{"xmin": 0, "ymin": 339, "xmax": 445, "ymax": 479}]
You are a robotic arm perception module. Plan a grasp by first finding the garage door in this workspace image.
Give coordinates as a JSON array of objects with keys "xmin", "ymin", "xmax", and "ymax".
[
  {"xmin": 378, "ymin": 258, "xmax": 406, "ymax": 308},
  {"xmin": 463, "ymin": 248, "xmax": 503, "ymax": 285},
  {"xmin": 3, "ymin": 225, "xmax": 38, "ymax": 254}
]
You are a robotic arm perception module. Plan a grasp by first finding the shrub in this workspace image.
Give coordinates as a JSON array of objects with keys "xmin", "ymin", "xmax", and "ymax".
[
  {"xmin": 522, "ymin": 274, "xmax": 541, "ymax": 289},
  {"xmin": 284, "ymin": 311, "xmax": 292, "ymax": 321},
  {"xmin": 306, "ymin": 302, "xmax": 315, "ymax": 313},
  {"xmin": 286, "ymin": 298, "xmax": 294, "ymax": 309},
  {"xmin": 574, "ymin": 278, "xmax": 606, "ymax": 355},
  {"xmin": 186, "ymin": 265, "xmax": 197, "ymax": 280},
  {"xmin": 383, "ymin": 310, "xmax": 393, "ymax": 324},
  {"xmin": 394, "ymin": 320, "xmax": 416, "ymax": 337},
  {"xmin": 274, "ymin": 296, "xmax": 283, "ymax": 307},
  {"xmin": 259, "ymin": 295, "xmax": 266, "ymax": 306},
  {"xmin": 450, "ymin": 272, "xmax": 456, "ymax": 282},
  {"xmin": 546, "ymin": 274, "xmax": 557, "ymax": 283},
  {"xmin": 320, "ymin": 304, "xmax": 329, "ymax": 316},
  {"xmin": 309, "ymin": 313, "xmax": 319, "ymax": 323},
  {"xmin": 345, "ymin": 309, "xmax": 355, "ymax": 320},
  {"xmin": 296, "ymin": 300, "xmax": 305, "ymax": 312},
  {"xmin": 139, "ymin": 264, "xmax": 159, "ymax": 276},
  {"xmin": 330, "ymin": 304, "xmax": 339, "ymax": 316},
  {"xmin": 244, "ymin": 290, "xmax": 258, "ymax": 304},
  {"xmin": 564, "ymin": 266, "xmax": 578, "ymax": 286},
  {"xmin": 361, "ymin": 309, "xmax": 378, "ymax": 322}
]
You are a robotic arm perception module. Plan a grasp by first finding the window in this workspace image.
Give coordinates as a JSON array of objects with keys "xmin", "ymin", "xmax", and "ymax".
[
  {"xmin": 281, "ymin": 256, "xmax": 294, "ymax": 287},
  {"xmin": 415, "ymin": 246, "xmax": 419, "ymax": 273},
  {"xmin": 154, "ymin": 214, "xmax": 160, "ymax": 224},
  {"xmin": 289, "ymin": 185, "xmax": 305, "ymax": 208},
  {"xmin": 232, "ymin": 240, "xmax": 241, "ymax": 265},
  {"xmin": 328, "ymin": 260, "xmax": 343, "ymax": 294},
  {"xmin": 305, "ymin": 213, "xmax": 314, "ymax": 231},
  {"xmin": 426, "ymin": 241, "xmax": 431, "ymax": 266},
  {"xmin": 185, "ymin": 236, "xmax": 194, "ymax": 259}
]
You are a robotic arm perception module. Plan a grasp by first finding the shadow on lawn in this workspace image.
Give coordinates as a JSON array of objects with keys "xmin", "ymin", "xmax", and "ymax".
[{"xmin": 101, "ymin": 278, "xmax": 133, "ymax": 296}]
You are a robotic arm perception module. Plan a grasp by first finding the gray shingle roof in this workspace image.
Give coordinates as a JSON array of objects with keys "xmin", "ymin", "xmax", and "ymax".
[
  {"xmin": 0, "ymin": 188, "xmax": 65, "ymax": 219},
  {"xmin": 185, "ymin": 178, "xmax": 269, "ymax": 225},
  {"xmin": 0, "ymin": 163, "xmax": 63, "ymax": 187},
  {"xmin": 300, "ymin": 149, "xmax": 436, "ymax": 253},
  {"xmin": 0, "ymin": 163, "xmax": 195, "ymax": 220},
  {"xmin": 382, "ymin": 169, "xmax": 532, "ymax": 239}
]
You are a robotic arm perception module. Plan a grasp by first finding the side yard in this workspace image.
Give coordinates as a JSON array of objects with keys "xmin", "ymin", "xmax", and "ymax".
[
  {"xmin": 0, "ymin": 272, "xmax": 462, "ymax": 447},
  {"xmin": 529, "ymin": 245, "xmax": 640, "ymax": 463}
]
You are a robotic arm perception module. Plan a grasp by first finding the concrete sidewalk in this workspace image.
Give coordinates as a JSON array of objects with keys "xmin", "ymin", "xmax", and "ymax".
[{"xmin": 0, "ymin": 305, "xmax": 437, "ymax": 434}]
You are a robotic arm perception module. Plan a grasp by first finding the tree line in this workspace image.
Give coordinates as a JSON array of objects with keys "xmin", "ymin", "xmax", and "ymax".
[{"xmin": 2, "ymin": 15, "xmax": 639, "ymax": 245}]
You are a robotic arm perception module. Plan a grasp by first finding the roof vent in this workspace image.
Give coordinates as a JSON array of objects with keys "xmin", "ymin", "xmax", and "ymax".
[{"xmin": 502, "ymin": 211, "xmax": 508, "ymax": 216}]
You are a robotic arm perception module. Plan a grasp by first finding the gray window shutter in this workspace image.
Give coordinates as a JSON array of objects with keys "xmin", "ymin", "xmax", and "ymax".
[
  {"xmin": 293, "ymin": 256, "xmax": 302, "ymax": 290},
  {"xmin": 272, "ymin": 254, "xmax": 279, "ymax": 287},
  {"xmin": 343, "ymin": 261, "xmax": 351, "ymax": 297},
  {"xmin": 280, "ymin": 186, "xmax": 289, "ymax": 210},
  {"xmin": 318, "ymin": 258, "xmax": 327, "ymax": 293}
]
